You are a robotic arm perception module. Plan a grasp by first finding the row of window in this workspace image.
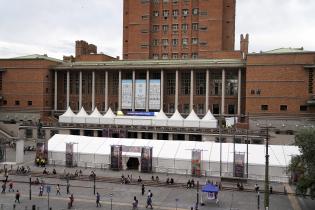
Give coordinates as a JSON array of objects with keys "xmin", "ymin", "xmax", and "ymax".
[
  {"xmin": 152, "ymin": 53, "xmax": 198, "ymax": 59},
  {"xmin": 146, "ymin": 0, "xmax": 191, "ymax": 5},
  {"xmin": 261, "ymin": 105, "xmax": 308, "ymax": 112},
  {"xmin": 152, "ymin": 38, "xmax": 199, "ymax": 46},
  {"xmin": 165, "ymin": 103, "xmax": 236, "ymax": 115},
  {"xmin": 2, "ymin": 100, "xmax": 33, "ymax": 106},
  {"xmin": 152, "ymin": 23, "xmax": 199, "ymax": 32},
  {"xmin": 152, "ymin": 8, "xmax": 199, "ymax": 18}
]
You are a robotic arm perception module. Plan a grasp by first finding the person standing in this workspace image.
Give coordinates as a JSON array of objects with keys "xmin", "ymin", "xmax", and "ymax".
[
  {"xmin": 96, "ymin": 192, "xmax": 101, "ymax": 207},
  {"xmin": 1, "ymin": 182, "xmax": 6, "ymax": 194},
  {"xmin": 56, "ymin": 184, "xmax": 61, "ymax": 195},
  {"xmin": 142, "ymin": 184, "xmax": 145, "ymax": 196},
  {"xmin": 146, "ymin": 194, "xmax": 153, "ymax": 209},
  {"xmin": 9, "ymin": 181, "xmax": 14, "ymax": 192},
  {"xmin": 132, "ymin": 196, "xmax": 138, "ymax": 210},
  {"xmin": 68, "ymin": 194, "xmax": 74, "ymax": 209},
  {"xmin": 66, "ymin": 182, "xmax": 70, "ymax": 194},
  {"xmin": 15, "ymin": 190, "xmax": 20, "ymax": 203},
  {"xmin": 39, "ymin": 184, "xmax": 44, "ymax": 196}
]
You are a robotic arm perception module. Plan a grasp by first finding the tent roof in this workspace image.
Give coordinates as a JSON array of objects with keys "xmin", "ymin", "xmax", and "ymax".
[
  {"xmin": 169, "ymin": 110, "xmax": 184, "ymax": 120},
  {"xmin": 89, "ymin": 107, "xmax": 102, "ymax": 118},
  {"xmin": 201, "ymin": 110, "xmax": 216, "ymax": 121},
  {"xmin": 155, "ymin": 110, "xmax": 169, "ymax": 119},
  {"xmin": 202, "ymin": 184, "xmax": 219, "ymax": 192},
  {"xmin": 185, "ymin": 110, "xmax": 200, "ymax": 121},
  {"xmin": 76, "ymin": 107, "xmax": 88, "ymax": 117},
  {"xmin": 103, "ymin": 108, "xmax": 116, "ymax": 118},
  {"xmin": 60, "ymin": 107, "xmax": 76, "ymax": 117}
]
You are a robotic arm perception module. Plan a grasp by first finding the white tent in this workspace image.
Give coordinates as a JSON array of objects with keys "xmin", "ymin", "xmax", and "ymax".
[
  {"xmin": 100, "ymin": 108, "xmax": 116, "ymax": 124},
  {"xmin": 152, "ymin": 110, "xmax": 168, "ymax": 126},
  {"xmin": 73, "ymin": 107, "xmax": 88, "ymax": 124},
  {"xmin": 59, "ymin": 107, "xmax": 75, "ymax": 123},
  {"xmin": 184, "ymin": 110, "xmax": 200, "ymax": 128},
  {"xmin": 200, "ymin": 110, "xmax": 218, "ymax": 128},
  {"xmin": 168, "ymin": 110, "xmax": 184, "ymax": 127},
  {"xmin": 86, "ymin": 107, "xmax": 102, "ymax": 124},
  {"xmin": 48, "ymin": 134, "xmax": 299, "ymax": 182}
]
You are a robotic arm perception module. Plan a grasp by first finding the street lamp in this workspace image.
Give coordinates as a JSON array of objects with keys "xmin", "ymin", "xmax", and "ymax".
[
  {"xmin": 257, "ymin": 191, "xmax": 260, "ymax": 210},
  {"xmin": 110, "ymin": 193, "xmax": 113, "ymax": 210},
  {"xmin": 175, "ymin": 198, "xmax": 179, "ymax": 210},
  {"xmin": 93, "ymin": 173, "xmax": 96, "ymax": 195},
  {"xmin": 29, "ymin": 175, "xmax": 32, "ymax": 200},
  {"xmin": 196, "ymin": 181, "xmax": 199, "ymax": 210}
]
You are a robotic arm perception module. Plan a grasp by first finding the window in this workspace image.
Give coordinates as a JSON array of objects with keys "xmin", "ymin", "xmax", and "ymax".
[
  {"xmin": 153, "ymin": 0, "xmax": 159, "ymax": 4},
  {"xmin": 162, "ymin": 25, "xmax": 168, "ymax": 32},
  {"xmin": 111, "ymin": 73, "xmax": 118, "ymax": 95},
  {"xmin": 172, "ymin": 0, "xmax": 178, "ymax": 3},
  {"xmin": 183, "ymin": 104, "xmax": 189, "ymax": 113},
  {"xmin": 172, "ymin": 39, "xmax": 178, "ymax": 46},
  {"xmin": 309, "ymin": 69, "xmax": 313, "ymax": 94},
  {"xmin": 162, "ymin": 39, "xmax": 169, "ymax": 46},
  {"xmin": 152, "ymin": 54, "xmax": 159, "ymax": 59},
  {"xmin": 181, "ymin": 24, "xmax": 188, "ymax": 31},
  {"xmin": 15, "ymin": 100, "xmax": 20, "ymax": 106},
  {"xmin": 192, "ymin": 38, "xmax": 198, "ymax": 45},
  {"xmin": 199, "ymin": 41, "xmax": 207, "ymax": 46},
  {"xmin": 182, "ymin": 9, "xmax": 189, "ymax": 16},
  {"xmin": 172, "ymin": 53, "xmax": 179, "ymax": 59},
  {"xmin": 163, "ymin": 0, "xmax": 169, "ymax": 3},
  {"xmin": 153, "ymin": 25, "xmax": 159, "ymax": 32},
  {"xmin": 192, "ymin": 8, "xmax": 199, "ymax": 15},
  {"xmin": 167, "ymin": 73, "xmax": 175, "ymax": 95},
  {"xmin": 191, "ymin": 53, "xmax": 198, "ymax": 59},
  {"xmin": 182, "ymin": 38, "xmax": 188, "ymax": 46},
  {"xmin": 196, "ymin": 72, "xmax": 205, "ymax": 95},
  {"xmin": 152, "ymin": 39, "xmax": 159, "ymax": 46},
  {"xmin": 250, "ymin": 89, "xmax": 255, "ymax": 95},
  {"xmin": 153, "ymin": 11, "xmax": 159, "ymax": 17},
  {"xmin": 181, "ymin": 72, "xmax": 190, "ymax": 95},
  {"xmin": 181, "ymin": 53, "xmax": 189, "ymax": 59},
  {"xmin": 300, "ymin": 105, "xmax": 307, "ymax": 111},
  {"xmin": 192, "ymin": 23, "xmax": 199, "ymax": 30},
  {"xmin": 199, "ymin": 11, "xmax": 208, "ymax": 16},
  {"xmin": 25, "ymin": 129, "xmax": 33, "ymax": 138},
  {"xmin": 228, "ymin": 104, "xmax": 235, "ymax": 114},
  {"xmin": 169, "ymin": 103, "xmax": 175, "ymax": 113},
  {"xmin": 213, "ymin": 104, "xmax": 220, "ymax": 114},
  {"xmin": 0, "ymin": 72, "xmax": 2, "ymax": 91},
  {"xmin": 172, "ymin": 10, "xmax": 179, "ymax": 17},
  {"xmin": 197, "ymin": 104, "xmax": 204, "ymax": 114},
  {"xmin": 280, "ymin": 105, "xmax": 287, "ymax": 111},
  {"xmin": 226, "ymin": 79, "xmax": 238, "ymax": 96},
  {"xmin": 141, "ymin": 44, "xmax": 148, "ymax": 48},
  {"xmin": 199, "ymin": 26, "xmax": 208, "ymax": 31},
  {"xmin": 28, "ymin": 101, "xmax": 32, "ymax": 106},
  {"xmin": 261, "ymin": 105, "xmax": 268, "ymax": 111},
  {"xmin": 142, "ymin": 15, "xmax": 149, "ymax": 20},
  {"xmin": 256, "ymin": 89, "xmax": 261, "ymax": 95},
  {"xmin": 3, "ymin": 100, "xmax": 7, "ymax": 105},
  {"xmin": 172, "ymin": 24, "xmax": 179, "ymax": 31},
  {"xmin": 162, "ymin": 54, "xmax": 168, "ymax": 59},
  {"xmin": 163, "ymin": 10, "xmax": 169, "ymax": 17}
]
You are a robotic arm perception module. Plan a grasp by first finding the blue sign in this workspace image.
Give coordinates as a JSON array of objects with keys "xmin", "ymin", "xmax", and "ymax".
[
  {"xmin": 126, "ymin": 111, "xmax": 155, "ymax": 116},
  {"xmin": 46, "ymin": 185, "xmax": 51, "ymax": 193}
]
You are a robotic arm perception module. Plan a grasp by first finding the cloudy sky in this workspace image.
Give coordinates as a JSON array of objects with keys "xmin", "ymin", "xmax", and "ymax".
[{"xmin": 0, "ymin": 0, "xmax": 314, "ymax": 59}]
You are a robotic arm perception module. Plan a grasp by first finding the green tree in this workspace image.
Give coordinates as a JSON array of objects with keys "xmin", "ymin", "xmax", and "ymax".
[{"xmin": 289, "ymin": 128, "xmax": 315, "ymax": 198}]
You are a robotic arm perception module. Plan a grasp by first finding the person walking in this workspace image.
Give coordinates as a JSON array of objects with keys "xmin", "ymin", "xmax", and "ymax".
[
  {"xmin": 66, "ymin": 182, "xmax": 70, "ymax": 194},
  {"xmin": 142, "ymin": 184, "xmax": 145, "ymax": 196},
  {"xmin": 15, "ymin": 190, "xmax": 20, "ymax": 203},
  {"xmin": 146, "ymin": 194, "xmax": 153, "ymax": 209},
  {"xmin": 56, "ymin": 184, "xmax": 61, "ymax": 195},
  {"xmin": 132, "ymin": 196, "xmax": 138, "ymax": 210},
  {"xmin": 1, "ymin": 182, "xmax": 6, "ymax": 194},
  {"xmin": 8, "ymin": 181, "xmax": 14, "ymax": 192},
  {"xmin": 39, "ymin": 184, "xmax": 44, "ymax": 196},
  {"xmin": 68, "ymin": 194, "xmax": 74, "ymax": 209},
  {"xmin": 96, "ymin": 192, "xmax": 101, "ymax": 207}
]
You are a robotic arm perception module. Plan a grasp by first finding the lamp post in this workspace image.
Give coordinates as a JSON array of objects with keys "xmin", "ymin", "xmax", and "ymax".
[
  {"xmin": 175, "ymin": 198, "xmax": 179, "ymax": 210},
  {"xmin": 29, "ymin": 175, "xmax": 32, "ymax": 200},
  {"xmin": 219, "ymin": 114, "xmax": 222, "ymax": 177},
  {"xmin": 110, "ymin": 193, "xmax": 113, "ymax": 210},
  {"xmin": 257, "ymin": 191, "xmax": 260, "ymax": 210},
  {"xmin": 93, "ymin": 173, "xmax": 96, "ymax": 195},
  {"xmin": 196, "ymin": 181, "xmax": 199, "ymax": 210}
]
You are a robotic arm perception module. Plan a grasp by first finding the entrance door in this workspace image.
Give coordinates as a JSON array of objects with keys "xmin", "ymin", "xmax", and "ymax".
[{"xmin": 126, "ymin": 157, "xmax": 140, "ymax": 170}]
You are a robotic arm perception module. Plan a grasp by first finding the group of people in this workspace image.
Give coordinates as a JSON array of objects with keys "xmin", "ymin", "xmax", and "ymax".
[
  {"xmin": 35, "ymin": 157, "xmax": 47, "ymax": 167},
  {"xmin": 121, "ymin": 174, "xmax": 132, "ymax": 184},
  {"xmin": 16, "ymin": 166, "xmax": 31, "ymax": 175},
  {"xmin": 151, "ymin": 175, "xmax": 160, "ymax": 182},
  {"xmin": 187, "ymin": 179, "xmax": 196, "ymax": 188},
  {"xmin": 166, "ymin": 177, "xmax": 174, "ymax": 184},
  {"xmin": 42, "ymin": 168, "xmax": 57, "ymax": 175}
]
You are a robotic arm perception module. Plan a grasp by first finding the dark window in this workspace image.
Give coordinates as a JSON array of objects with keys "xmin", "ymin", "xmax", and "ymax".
[
  {"xmin": 250, "ymin": 89, "xmax": 255, "ymax": 95},
  {"xmin": 196, "ymin": 72, "xmax": 205, "ymax": 95},
  {"xmin": 46, "ymin": 88, "xmax": 49, "ymax": 93},
  {"xmin": 280, "ymin": 105, "xmax": 287, "ymax": 111},
  {"xmin": 181, "ymin": 72, "xmax": 190, "ymax": 95},
  {"xmin": 111, "ymin": 73, "xmax": 118, "ymax": 95},
  {"xmin": 15, "ymin": 100, "xmax": 20, "ymax": 106},
  {"xmin": 183, "ymin": 104, "xmax": 189, "ymax": 113},
  {"xmin": 261, "ymin": 105, "xmax": 268, "ymax": 111},
  {"xmin": 192, "ymin": 23, "xmax": 199, "ymax": 30},
  {"xmin": 197, "ymin": 104, "xmax": 204, "ymax": 114},
  {"xmin": 167, "ymin": 73, "xmax": 175, "ymax": 95},
  {"xmin": 309, "ymin": 69, "xmax": 313, "ymax": 94},
  {"xmin": 256, "ymin": 89, "xmax": 261, "ymax": 95},
  {"xmin": 228, "ymin": 104, "xmax": 235, "ymax": 114},
  {"xmin": 300, "ymin": 105, "xmax": 307, "ymax": 111},
  {"xmin": 28, "ymin": 101, "xmax": 32, "ymax": 106},
  {"xmin": 3, "ymin": 100, "xmax": 7, "ymax": 105},
  {"xmin": 213, "ymin": 104, "xmax": 220, "ymax": 114},
  {"xmin": 25, "ymin": 129, "xmax": 33, "ymax": 138}
]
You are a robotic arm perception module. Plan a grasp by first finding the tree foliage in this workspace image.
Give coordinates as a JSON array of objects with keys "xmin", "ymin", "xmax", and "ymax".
[{"xmin": 289, "ymin": 128, "xmax": 315, "ymax": 198}]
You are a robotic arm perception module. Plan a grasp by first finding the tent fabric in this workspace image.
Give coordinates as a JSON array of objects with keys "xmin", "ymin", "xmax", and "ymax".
[
  {"xmin": 86, "ymin": 107, "xmax": 102, "ymax": 124},
  {"xmin": 73, "ymin": 107, "xmax": 88, "ymax": 124},
  {"xmin": 168, "ymin": 110, "xmax": 184, "ymax": 127},
  {"xmin": 200, "ymin": 110, "xmax": 217, "ymax": 128},
  {"xmin": 59, "ymin": 107, "xmax": 75, "ymax": 123},
  {"xmin": 48, "ymin": 134, "xmax": 300, "ymax": 182},
  {"xmin": 202, "ymin": 184, "xmax": 219, "ymax": 193},
  {"xmin": 184, "ymin": 110, "xmax": 200, "ymax": 128},
  {"xmin": 152, "ymin": 110, "xmax": 168, "ymax": 126},
  {"xmin": 100, "ymin": 108, "xmax": 115, "ymax": 124}
]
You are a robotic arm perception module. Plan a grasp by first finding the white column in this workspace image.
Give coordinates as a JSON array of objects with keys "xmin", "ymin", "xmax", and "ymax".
[
  {"xmin": 16, "ymin": 139, "xmax": 24, "ymax": 163},
  {"xmin": 205, "ymin": 69, "xmax": 209, "ymax": 111},
  {"xmin": 169, "ymin": 133, "xmax": 173, "ymax": 140},
  {"xmin": 79, "ymin": 71, "xmax": 82, "ymax": 109},
  {"xmin": 221, "ymin": 69, "xmax": 226, "ymax": 115},
  {"xmin": 175, "ymin": 70, "xmax": 179, "ymax": 110},
  {"xmin": 160, "ymin": 70, "xmax": 164, "ymax": 111},
  {"xmin": 132, "ymin": 70, "xmax": 136, "ymax": 111},
  {"xmin": 54, "ymin": 71, "xmax": 58, "ymax": 110},
  {"xmin": 146, "ymin": 70, "xmax": 149, "ymax": 112},
  {"xmin": 153, "ymin": 133, "xmax": 158, "ymax": 140},
  {"xmin": 137, "ymin": 132, "xmax": 142, "ymax": 139},
  {"xmin": 66, "ymin": 71, "xmax": 70, "ymax": 108},
  {"xmin": 190, "ymin": 70, "xmax": 194, "ymax": 111},
  {"xmin": 105, "ymin": 71, "xmax": 108, "ymax": 111},
  {"xmin": 118, "ymin": 70, "xmax": 122, "ymax": 111},
  {"xmin": 238, "ymin": 69, "xmax": 242, "ymax": 116},
  {"xmin": 92, "ymin": 71, "xmax": 95, "ymax": 110},
  {"xmin": 185, "ymin": 134, "xmax": 189, "ymax": 141}
]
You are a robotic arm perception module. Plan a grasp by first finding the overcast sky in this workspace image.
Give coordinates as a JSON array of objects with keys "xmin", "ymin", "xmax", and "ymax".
[{"xmin": 0, "ymin": 0, "xmax": 314, "ymax": 59}]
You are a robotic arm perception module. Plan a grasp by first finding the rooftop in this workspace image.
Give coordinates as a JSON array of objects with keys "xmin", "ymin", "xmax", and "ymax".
[
  {"xmin": 263, "ymin": 47, "xmax": 310, "ymax": 54},
  {"xmin": 10, "ymin": 54, "xmax": 63, "ymax": 63}
]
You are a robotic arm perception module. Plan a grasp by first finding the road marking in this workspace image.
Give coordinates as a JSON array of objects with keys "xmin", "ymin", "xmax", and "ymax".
[{"xmin": 285, "ymin": 184, "xmax": 302, "ymax": 210}]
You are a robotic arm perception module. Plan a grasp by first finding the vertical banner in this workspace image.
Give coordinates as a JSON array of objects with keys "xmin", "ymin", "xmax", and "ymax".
[
  {"xmin": 35, "ymin": 142, "xmax": 48, "ymax": 163},
  {"xmin": 234, "ymin": 153, "xmax": 245, "ymax": 177},
  {"xmin": 191, "ymin": 150, "xmax": 201, "ymax": 176},
  {"xmin": 149, "ymin": 79, "xmax": 161, "ymax": 110},
  {"xmin": 122, "ymin": 80, "xmax": 132, "ymax": 109},
  {"xmin": 111, "ymin": 145, "xmax": 122, "ymax": 170},
  {"xmin": 65, "ymin": 143, "xmax": 74, "ymax": 167},
  {"xmin": 135, "ymin": 80, "xmax": 146, "ymax": 110},
  {"xmin": 141, "ymin": 147, "xmax": 153, "ymax": 173}
]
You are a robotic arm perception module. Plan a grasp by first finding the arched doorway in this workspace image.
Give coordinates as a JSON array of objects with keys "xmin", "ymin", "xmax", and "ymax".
[{"xmin": 127, "ymin": 157, "xmax": 139, "ymax": 170}]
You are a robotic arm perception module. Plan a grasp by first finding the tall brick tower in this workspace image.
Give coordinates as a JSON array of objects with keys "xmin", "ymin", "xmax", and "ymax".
[{"xmin": 123, "ymin": 0, "xmax": 236, "ymax": 60}]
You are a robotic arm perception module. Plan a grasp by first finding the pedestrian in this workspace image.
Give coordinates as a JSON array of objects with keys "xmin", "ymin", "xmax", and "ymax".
[
  {"xmin": 147, "ymin": 189, "xmax": 152, "ymax": 198},
  {"xmin": 68, "ymin": 194, "xmax": 74, "ymax": 209},
  {"xmin": 67, "ymin": 182, "xmax": 70, "ymax": 194},
  {"xmin": 270, "ymin": 186, "xmax": 273, "ymax": 194},
  {"xmin": 56, "ymin": 184, "xmax": 61, "ymax": 195},
  {"xmin": 132, "ymin": 196, "xmax": 138, "ymax": 210},
  {"xmin": 1, "ymin": 182, "xmax": 6, "ymax": 194},
  {"xmin": 9, "ymin": 181, "xmax": 14, "ymax": 192},
  {"xmin": 15, "ymin": 190, "xmax": 20, "ymax": 203},
  {"xmin": 96, "ymin": 192, "xmax": 101, "ymax": 207},
  {"xmin": 255, "ymin": 184, "xmax": 259, "ymax": 192},
  {"xmin": 39, "ymin": 184, "xmax": 44, "ymax": 196},
  {"xmin": 146, "ymin": 194, "xmax": 153, "ymax": 209},
  {"xmin": 142, "ymin": 184, "xmax": 145, "ymax": 196}
]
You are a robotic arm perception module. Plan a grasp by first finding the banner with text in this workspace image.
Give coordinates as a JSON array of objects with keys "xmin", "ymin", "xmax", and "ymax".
[
  {"xmin": 65, "ymin": 143, "xmax": 74, "ymax": 167},
  {"xmin": 122, "ymin": 80, "xmax": 133, "ymax": 109},
  {"xmin": 135, "ymin": 80, "xmax": 146, "ymax": 110},
  {"xmin": 149, "ymin": 79, "xmax": 161, "ymax": 110},
  {"xmin": 234, "ymin": 153, "xmax": 245, "ymax": 177},
  {"xmin": 141, "ymin": 147, "xmax": 153, "ymax": 173},
  {"xmin": 191, "ymin": 150, "xmax": 201, "ymax": 176},
  {"xmin": 111, "ymin": 145, "xmax": 122, "ymax": 170}
]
